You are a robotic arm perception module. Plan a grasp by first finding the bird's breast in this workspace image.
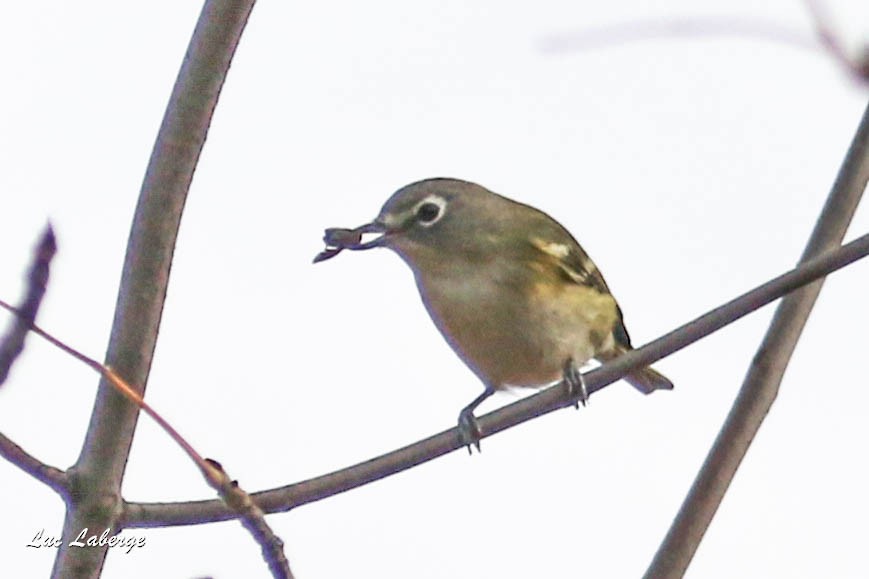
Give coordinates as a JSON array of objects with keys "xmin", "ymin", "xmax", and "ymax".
[{"xmin": 413, "ymin": 264, "xmax": 616, "ymax": 389}]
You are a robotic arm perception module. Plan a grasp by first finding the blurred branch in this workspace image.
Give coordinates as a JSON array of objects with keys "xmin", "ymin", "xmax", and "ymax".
[
  {"xmin": 541, "ymin": 16, "xmax": 817, "ymax": 54},
  {"xmin": 0, "ymin": 226, "xmax": 56, "ymax": 386},
  {"xmin": 805, "ymin": 0, "xmax": 869, "ymax": 82},
  {"xmin": 122, "ymin": 228, "xmax": 869, "ymax": 528},
  {"xmin": 645, "ymin": 100, "xmax": 869, "ymax": 578},
  {"xmin": 542, "ymin": 4, "xmax": 868, "ymax": 84},
  {"xmin": 51, "ymin": 1, "xmax": 264, "ymax": 578},
  {"xmin": 0, "ymin": 226, "xmax": 67, "ymax": 493}
]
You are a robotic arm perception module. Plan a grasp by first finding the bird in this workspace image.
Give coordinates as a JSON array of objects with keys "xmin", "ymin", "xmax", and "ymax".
[{"xmin": 317, "ymin": 178, "xmax": 672, "ymax": 451}]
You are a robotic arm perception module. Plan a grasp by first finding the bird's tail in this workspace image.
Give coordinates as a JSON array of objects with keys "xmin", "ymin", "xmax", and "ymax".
[
  {"xmin": 597, "ymin": 347, "xmax": 674, "ymax": 394},
  {"xmin": 622, "ymin": 365, "xmax": 674, "ymax": 394}
]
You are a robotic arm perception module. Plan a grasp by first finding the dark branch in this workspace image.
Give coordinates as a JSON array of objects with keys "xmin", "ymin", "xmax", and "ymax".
[
  {"xmin": 0, "ymin": 225, "xmax": 56, "ymax": 386},
  {"xmin": 0, "ymin": 226, "xmax": 68, "ymax": 494},
  {"xmin": 122, "ymin": 230, "xmax": 869, "ymax": 528}
]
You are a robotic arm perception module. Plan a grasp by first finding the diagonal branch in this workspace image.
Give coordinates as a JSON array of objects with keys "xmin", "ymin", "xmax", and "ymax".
[
  {"xmin": 51, "ymin": 2, "xmax": 260, "ymax": 578},
  {"xmin": 121, "ymin": 229, "xmax": 869, "ymax": 528},
  {"xmin": 0, "ymin": 432, "xmax": 68, "ymax": 495},
  {"xmin": 645, "ymin": 99, "xmax": 869, "ymax": 578},
  {"xmin": 804, "ymin": 0, "xmax": 869, "ymax": 82}
]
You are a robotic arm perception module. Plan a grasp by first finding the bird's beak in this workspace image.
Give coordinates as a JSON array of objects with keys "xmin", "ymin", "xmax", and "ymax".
[{"xmin": 349, "ymin": 220, "xmax": 388, "ymax": 249}]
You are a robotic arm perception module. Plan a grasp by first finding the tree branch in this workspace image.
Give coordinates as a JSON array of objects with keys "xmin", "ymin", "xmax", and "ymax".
[
  {"xmin": 0, "ymin": 432, "xmax": 68, "ymax": 495},
  {"xmin": 804, "ymin": 0, "xmax": 869, "ymax": 83},
  {"xmin": 121, "ymin": 229, "xmax": 869, "ymax": 528},
  {"xmin": 0, "ymin": 226, "xmax": 56, "ymax": 386},
  {"xmin": 2, "ymin": 299, "xmax": 292, "ymax": 578},
  {"xmin": 645, "ymin": 99, "xmax": 869, "ymax": 578},
  {"xmin": 0, "ymin": 227, "xmax": 66, "ymax": 493},
  {"xmin": 51, "ymin": 2, "xmax": 259, "ymax": 578},
  {"xmin": 0, "ymin": 227, "xmax": 68, "ymax": 493}
]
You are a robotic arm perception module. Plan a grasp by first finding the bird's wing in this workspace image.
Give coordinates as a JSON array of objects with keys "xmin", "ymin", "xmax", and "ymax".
[
  {"xmin": 528, "ymin": 235, "xmax": 633, "ymax": 349},
  {"xmin": 528, "ymin": 236, "xmax": 610, "ymax": 294}
]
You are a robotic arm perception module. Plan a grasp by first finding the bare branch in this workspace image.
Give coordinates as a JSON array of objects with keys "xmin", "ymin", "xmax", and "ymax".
[
  {"xmin": 645, "ymin": 100, "xmax": 869, "ymax": 578},
  {"xmin": 122, "ymin": 229, "xmax": 869, "ymax": 528},
  {"xmin": 0, "ymin": 225, "xmax": 56, "ymax": 386},
  {"xmin": 1, "ymin": 306, "xmax": 293, "ymax": 578},
  {"xmin": 0, "ymin": 432, "xmax": 68, "ymax": 494},
  {"xmin": 541, "ymin": 17, "xmax": 817, "ymax": 54},
  {"xmin": 207, "ymin": 459, "xmax": 294, "ymax": 579},
  {"xmin": 52, "ymin": 2, "xmax": 263, "ymax": 578},
  {"xmin": 542, "ymin": 5, "xmax": 869, "ymax": 84}
]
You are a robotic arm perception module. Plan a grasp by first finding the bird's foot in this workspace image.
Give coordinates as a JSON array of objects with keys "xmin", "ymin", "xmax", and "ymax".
[
  {"xmin": 563, "ymin": 358, "xmax": 588, "ymax": 409},
  {"xmin": 458, "ymin": 407, "xmax": 483, "ymax": 454}
]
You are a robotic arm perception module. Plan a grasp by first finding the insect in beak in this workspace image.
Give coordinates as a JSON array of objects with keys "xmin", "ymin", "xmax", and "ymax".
[{"xmin": 313, "ymin": 220, "xmax": 387, "ymax": 263}]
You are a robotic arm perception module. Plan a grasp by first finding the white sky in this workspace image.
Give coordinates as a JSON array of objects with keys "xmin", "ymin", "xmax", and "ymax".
[{"xmin": 1, "ymin": 1, "xmax": 868, "ymax": 578}]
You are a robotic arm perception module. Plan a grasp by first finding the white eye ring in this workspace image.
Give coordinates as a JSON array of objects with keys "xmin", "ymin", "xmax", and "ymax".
[{"xmin": 413, "ymin": 195, "xmax": 447, "ymax": 227}]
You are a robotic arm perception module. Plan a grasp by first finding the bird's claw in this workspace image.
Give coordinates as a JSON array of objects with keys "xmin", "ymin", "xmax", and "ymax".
[
  {"xmin": 458, "ymin": 408, "xmax": 483, "ymax": 454},
  {"xmin": 563, "ymin": 358, "xmax": 588, "ymax": 409}
]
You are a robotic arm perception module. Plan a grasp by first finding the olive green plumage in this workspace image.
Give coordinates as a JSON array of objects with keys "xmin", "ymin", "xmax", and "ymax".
[{"xmin": 332, "ymin": 177, "xmax": 672, "ymax": 448}]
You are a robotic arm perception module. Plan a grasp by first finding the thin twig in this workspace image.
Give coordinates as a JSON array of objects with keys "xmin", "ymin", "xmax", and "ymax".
[
  {"xmin": 0, "ymin": 226, "xmax": 56, "ymax": 386},
  {"xmin": 645, "ymin": 99, "xmax": 869, "ymax": 578},
  {"xmin": 541, "ymin": 17, "xmax": 817, "ymax": 54},
  {"xmin": 121, "ymin": 230, "xmax": 869, "ymax": 528},
  {"xmin": 0, "ymin": 297, "xmax": 291, "ymax": 577},
  {"xmin": 102, "ymin": 361, "xmax": 292, "ymax": 578},
  {"xmin": 541, "ymin": 6, "xmax": 869, "ymax": 84},
  {"xmin": 207, "ymin": 459, "xmax": 292, "ymax": 578}
]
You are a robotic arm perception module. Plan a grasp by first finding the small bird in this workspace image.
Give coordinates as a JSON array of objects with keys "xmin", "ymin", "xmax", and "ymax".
[{"xmin": 316, "ymin": 178, "xmax": 672, "ymax": 450}]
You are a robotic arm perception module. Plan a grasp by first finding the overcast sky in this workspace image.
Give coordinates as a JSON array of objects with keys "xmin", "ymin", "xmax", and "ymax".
[{"xmin": 1, "ymin": 1, "xmax": 868, "ymax": 578}]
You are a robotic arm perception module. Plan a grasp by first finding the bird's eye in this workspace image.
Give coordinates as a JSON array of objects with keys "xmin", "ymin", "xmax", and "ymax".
[{"xmin": 415, "ymin": 202, "xmax": 441, "ymax": 223}]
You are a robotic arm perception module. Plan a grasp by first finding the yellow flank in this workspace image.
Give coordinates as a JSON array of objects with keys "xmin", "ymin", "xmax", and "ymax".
[{"xmin": 529, "ymin": 279, "xmax": 618, "ymax": 337}]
